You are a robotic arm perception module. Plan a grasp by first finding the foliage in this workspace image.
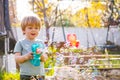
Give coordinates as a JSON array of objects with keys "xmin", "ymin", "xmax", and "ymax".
[
  {"xmin": 44, "ymin": 45, "xmax": 57, "ymax": 76},
  {"xmin": 72, "ymin": 2, "xmax": 107, "ymax": 28},
  {"xmin": 102, "ymin": 0, "xmax": 120, "ymax": 27},
  {"xmin": 56, "ymin": 17, "xmax": 75, "ymax": 27},
  {"xmin": 0, "ymin": 70, "xmax": 20, "ymax": 80},
  {"xmin": 45, "ymin": 68, "xmax": 55, "ymax": 76},
  {"xmin": 0, "ymin": 70, "xmax": 3, "ymax": 79},
  {"xmin": 10, "ymin": 0, "xmax": 120, "ymax": 28},
  {"xmin": 55, "ymin": 9, "xmax": 75, "ymax": 27}
]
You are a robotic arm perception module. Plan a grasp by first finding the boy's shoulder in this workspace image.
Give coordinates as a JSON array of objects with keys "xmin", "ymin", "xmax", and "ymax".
[
  {"xmin": 17, "ymin": 39, "xmax": 44, "ymax": 44},
  {"xmin": 35, "ymin": 39, "xmax": 44, "ymax": 43},
  {"xmin": 16, "ymin": 39, "xmax": 29, "ymax": 45},
  {"xmin": 17, "ymin": 39, "xmax": 25, "ymax": 42},
  {"xmin": 35, "ymin": 39, "xmax": 42, "ymax": 41}
]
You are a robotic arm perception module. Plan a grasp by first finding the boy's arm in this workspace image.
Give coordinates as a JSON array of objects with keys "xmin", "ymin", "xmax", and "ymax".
[{"xmin": 15, "ymin": 52, "xmax": 33, "ymax": 64}]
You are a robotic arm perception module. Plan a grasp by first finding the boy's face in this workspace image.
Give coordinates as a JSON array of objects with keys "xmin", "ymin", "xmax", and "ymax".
[{"xmin": 23, "ymin": 26, "xmax": 40, "ymax": 40}]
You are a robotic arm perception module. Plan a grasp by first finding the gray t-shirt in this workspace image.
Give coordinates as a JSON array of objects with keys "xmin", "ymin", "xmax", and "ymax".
[{"xmin": 14, "ymin": 39, "xmax": 45, "ymax": 76}]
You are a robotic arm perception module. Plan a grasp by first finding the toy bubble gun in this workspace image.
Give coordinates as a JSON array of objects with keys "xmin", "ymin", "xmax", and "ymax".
[{"xmin": 30, "ymin": 43, "xmax": 44, "ymax": 66}]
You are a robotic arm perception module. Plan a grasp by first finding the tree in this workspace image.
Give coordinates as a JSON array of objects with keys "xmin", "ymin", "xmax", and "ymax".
[
  {"xmin": 102, "ymin": 0, "xmax": 120, "ymax": 27},
  {"xmin": 102, "ymin": 0, "xmax": 120, "ymax": 44},
  {"xmin": 72, "ymin": 1, "xmax": 107, "ymax": 28}
]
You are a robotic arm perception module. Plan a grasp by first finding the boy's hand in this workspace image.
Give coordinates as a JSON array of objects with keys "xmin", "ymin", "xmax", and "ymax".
[
  {"xmin": 23, "ymin": 52, "xmax": 33, "ymax": 61},
  {"xmin": 41, "ymin": 53, "xmax": 48, "ymax": 62},
  {"xmin": 36, "ymin": 48, "xmax": 41, "ymax": 54}
]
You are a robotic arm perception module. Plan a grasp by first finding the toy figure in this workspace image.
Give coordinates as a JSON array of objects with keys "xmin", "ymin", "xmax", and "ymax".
[{"xmin": 67, "ymin": 34, "xmax": 80, "ymax": 48}]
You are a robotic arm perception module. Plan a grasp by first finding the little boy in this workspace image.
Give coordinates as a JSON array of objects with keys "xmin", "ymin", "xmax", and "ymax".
[{"xmin": 14, "ymin": 15, "xmax": 48, "ymax": 80}]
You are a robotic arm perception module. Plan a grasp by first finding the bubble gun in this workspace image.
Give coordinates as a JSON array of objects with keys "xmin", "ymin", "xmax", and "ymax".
[{"xmin": 30, "ymin": 43, "xmax": 44, "ymax": 66}]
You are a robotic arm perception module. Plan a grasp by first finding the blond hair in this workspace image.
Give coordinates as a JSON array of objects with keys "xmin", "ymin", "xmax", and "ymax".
[{"xmin": 21, "ymin": 15, "xmax": 41, "ymax": 31}]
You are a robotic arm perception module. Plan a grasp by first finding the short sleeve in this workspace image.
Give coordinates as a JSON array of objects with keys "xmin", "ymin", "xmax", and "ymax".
[{"xmin": 14, "ymin": 41, "xmax": 22, "ymax": 53}]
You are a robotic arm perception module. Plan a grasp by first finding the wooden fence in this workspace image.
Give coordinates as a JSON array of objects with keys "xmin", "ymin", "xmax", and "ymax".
[{"xmin": 45, "ymin": 54, "xmax": 120, "ymax": 70}]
